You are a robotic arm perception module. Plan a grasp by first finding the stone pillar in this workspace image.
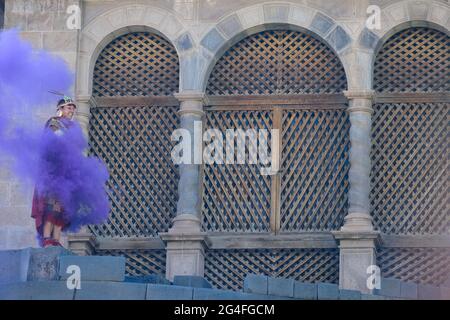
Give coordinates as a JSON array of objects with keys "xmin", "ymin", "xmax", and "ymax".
[
  {"xmin": 67, "ymin": 96, "xmax": 96, "ymax": 255},
  {"xmin": 67, "ymin": 226, "xmax": 96, "ymax": 256},
  {"xmin": 160, "ymin": 91, "xmax": 208, "ymax": 282},
  {"xmin": 333, "ymin": 90, "xmax": 380, "ymax": 294},
  {"xmin": 74, "ymin": 95, "xmax": 95, "ymax": 139}
]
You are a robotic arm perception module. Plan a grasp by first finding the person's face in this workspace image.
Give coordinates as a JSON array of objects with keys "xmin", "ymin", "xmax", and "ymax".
[{"xmin": 60, "ymin": 104, "xmax": 76, "ymax": 119}]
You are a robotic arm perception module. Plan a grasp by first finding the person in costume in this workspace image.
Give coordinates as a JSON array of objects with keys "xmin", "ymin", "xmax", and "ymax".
[{"xmin": 31, "ymin": 96, "xmax": 77, "ymax": 248}]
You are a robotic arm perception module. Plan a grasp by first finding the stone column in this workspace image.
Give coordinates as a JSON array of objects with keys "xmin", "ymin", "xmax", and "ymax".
[
  {"xmin": 160, "ymin": 91, "xmax": 208, "ymax": 281},
  {"xmin": 67, "ymin": 96, "xmax": 96, "ymax": 255},
  {"xmin": 74, "ymin": 95, "xmax": 95, "ymax": 139},
  {"xmin": 333, "ymin": 90, "xmax": 380, "ymax": 294}
]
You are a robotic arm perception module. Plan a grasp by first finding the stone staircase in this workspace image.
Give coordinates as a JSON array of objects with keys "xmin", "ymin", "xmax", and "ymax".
[{"xmin": 0, "ymin": 248, "xmax": 448, "ymax": 300}]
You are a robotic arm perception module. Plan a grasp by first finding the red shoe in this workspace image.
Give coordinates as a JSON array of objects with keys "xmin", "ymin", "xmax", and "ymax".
[
  {"xmin": 43, "ymin": 238, "xmax": 53, "ymax": 248},
  {"xmin": 50, "ymin": 239, "xmax": 63, "ymax": 247}
]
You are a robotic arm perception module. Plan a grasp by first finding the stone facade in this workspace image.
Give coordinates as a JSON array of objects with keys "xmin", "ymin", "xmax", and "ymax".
[{"xmin": 0, "ymin": 0, "xmax": 449, "ymax": 293}]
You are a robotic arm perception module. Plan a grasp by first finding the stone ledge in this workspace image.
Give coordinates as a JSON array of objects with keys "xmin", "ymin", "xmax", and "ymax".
[
  {"xmin": 173, "ymin": 275, "xmax": 212, "ymax": 289},
  {"xmin": 58, "ymin": 255, "xmax": 126, "ymax": 282}
]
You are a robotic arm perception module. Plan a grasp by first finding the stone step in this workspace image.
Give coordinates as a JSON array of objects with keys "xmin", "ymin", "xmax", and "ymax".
[
  {"xmin": 124, "ymin": 274, "xmax": 170, "ymax": 285},
  {"xmin": 173, "ymin": 275, "xmax": 212, "ymax": 288},
  {"xmin": 0, "ymin": 247, "xmax": 74, "ymax": 284},
  {"xmin": 58, "ymin": 255, "xmax": 126, "ymax": 282},
  {"xmin": 0, "ymin": 280, "xmax": 146, "ymax": 300}
]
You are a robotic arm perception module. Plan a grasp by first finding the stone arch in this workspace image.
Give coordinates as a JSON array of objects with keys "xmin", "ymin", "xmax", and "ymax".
[
  {"xmin": 375, "ymin": 0, "xmax": 449, "ymax": 42},
  {"xmin": 354, "ymin": 0, "xmax": 450, "ymax": 89},
  {"xmin": 372, "ymin": 22, "xmax": 449, "ymax": 93},
  {"xmin": 76, "ymin": 5, "xmax": 193, "ymax": 97},
  {"xmin": 198, "ymin": 3, "xmax": 353, "ymax": 92}
]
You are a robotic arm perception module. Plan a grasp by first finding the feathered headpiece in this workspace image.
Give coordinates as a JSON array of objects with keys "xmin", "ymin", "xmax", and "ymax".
[{"xmin": 49, "ymin": 90, "xmax": 77, "ymax": 110}]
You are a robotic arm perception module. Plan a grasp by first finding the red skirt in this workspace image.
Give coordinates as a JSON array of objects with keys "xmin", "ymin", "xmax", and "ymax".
[{"xmin": 31, "ymin": 189, "xmax": 70, "ymax": 245}]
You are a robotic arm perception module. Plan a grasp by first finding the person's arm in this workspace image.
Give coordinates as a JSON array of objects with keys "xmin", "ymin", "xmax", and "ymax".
[{"xmin": 45, "ymin": 118, "xmax": 64, "ymax": 135}]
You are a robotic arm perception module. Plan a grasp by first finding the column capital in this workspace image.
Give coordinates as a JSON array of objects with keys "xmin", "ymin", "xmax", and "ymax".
[
  {"xmin": 174, "ymin": 91, "xmax": 206, "ymax": 117},
  {"xmin": 344, "ymin": 90, "xmax": 375, "ymax": 114},
  {"xmin": 174, "ymin": 91, "xmax": 206, "ymax": 103},
  {"xmin": 343, "ymin": 89, "xmax": 375, "ymax": 100},
  {"xmin": 75, "ymin": 95, "xmax": 97, "ymax": 112},
  {"xmin": 75, "ymin": 94, "xmax": 96, "ymax": 105}
]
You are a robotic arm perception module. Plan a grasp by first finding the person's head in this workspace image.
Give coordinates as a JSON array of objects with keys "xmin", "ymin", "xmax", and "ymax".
[{"xmin": 57, "ymin": 97, "xmax": 77, "ymax": 119}]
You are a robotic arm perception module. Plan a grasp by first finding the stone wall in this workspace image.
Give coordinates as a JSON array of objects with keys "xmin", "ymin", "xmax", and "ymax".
[{"xmin": 0, "ymin": 0, "xmax": 81, "ymax": 249}]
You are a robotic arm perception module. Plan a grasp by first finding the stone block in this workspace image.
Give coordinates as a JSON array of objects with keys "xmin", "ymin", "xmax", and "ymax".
[
  {"xmin": 27, "ymin": 12, "xmax": 53, "ymax": 31},
  {"xmin": 124, "ymin": 274, "xmax": 170, "ymax": 285},
  {"xmin": 0, "ymin": 182, "xmax": 10, "ymax": 206},
  {"xmin": 418, "ymin": 284, "xmax": 441, "ymax": 300},
  {"xmin": 9, "ymin": 182, "xmax": 32, "ymax": 206},
  {"xmin": 243, "ymin": 274, "xmax": 268, "ymax": 295},
  {"xmin": 0, "ymin": 281, "xmax": 74, "ymax": 300},
  {"xmin": 160, "ymin": 14, "xmax": 183, "ymax": 37},
  {"xmin": 429, "ymin": 5, "xmax": 449, "ymax": 26},
  {"xmin": 326, "ymin": 26, "xmax": 351, "ymax": 51},
  {"xmin": 294, "ymin": 282, "xmax": 317, "ymax": 300},
  {"xmin": 193, "ymin": 288, "xmax": 243, "ymax": 300},
  {"xmin": 387, "ymin": 2, "xmax": 408, "ymax": 24},
  {"xmin": 200, "ymin": 28, "xmax": 225, "ymax": 53},
  {"xmin": 19, "ymin": 32, "xmax": 43, "ymax": 49},
  {"xmin": 27, "ymin": 247, "xmax": 74, "ymax": 281},
  {"xmin": 317, "ymin": 283, "xmax": 339, "ymax": 300},
  {"xmin": 290, "ymin": 6, "xmax": 315, "ymax": 26},
  {"xmin": 408, "ymin": 2, "xmax": 428, "ymax": 20},
  {"xmin": 173, "ymin": 275, "xmax": 212, "ymax": 288},
  {"xmin": 5, "ymin": 13, "xmax": 27, "ymax": 30},
  {"xmin": 361, "ymin": 294, "xmax": 386, "ymax": 300},
  {"xmin": 263, "ymin": 4, "xmax": 290, "ymax": 22},
  {"xmin": 0, "ymin": 248, "xmax": 31, "ymax": 284},
  {"xmin": 268, "ymin": 277, "xmax": 294, "ymax": 297},
  {"xmin": 74, "ymin": 281, "xmax": 147, "ymax": 300},
  {"xmin": 146, "ymin": 284, "xmax": 194, "ymax": 300},
  {"xmin": 400, "ymin": 281, "xmax": 418, "ymax": 300},
  {"xmin": 359, "ymin": 28, "xmax": 379, "ymax": 50},
  {"xmin": 218, "ymin": 14, "xmax": 242, "ymax": 39},
  {"xmin": 340, "ymin": 289, "xmax": 362, "ymax": 300},
  {"xmin": 43, "ymin": 31, "xmax": 78, "ymax": 52},
  {"xmin": 375, "ymin": 278, "xmax": 401, "ymax": 298},
  {"xmin": 439, "ymin": 287, "xmax": 450, "ymax": 300},
  {"xmin": 310, "ymin": 12, "xmax": 335, "ymax": 36},
  {"xmin": 238, "ymin": 6, "xmax": 263, "ymax": 29},
  {"xmin": 176, "ymin": 32, "xmax": 193, "ymax": 51},
  {"xmin": 311, "ymin": 0, "xmax": 354, "ymax": 19},
  {"xmin": 58, "ymin": 255, "xmax": 125, "ymax": 282}
]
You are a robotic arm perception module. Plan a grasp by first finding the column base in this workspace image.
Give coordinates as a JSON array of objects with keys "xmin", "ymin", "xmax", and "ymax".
[
  {"xmin": 67, "ymin": 228, "xmax": 97, "ymax": 256},
  {"xmin": 332, "ymin": 230, "xmax": 380, "ymax": 294},
  {"xmin": 160, "ymin": 232, "xmax": 209, "ymax": 282},
  {"xmin": 340, "ymin": 212, "xmax": 375, "ymax": 232},
  {"xmin": 169, "ymin": 214, "xmax": 202, "ymax": 233}
]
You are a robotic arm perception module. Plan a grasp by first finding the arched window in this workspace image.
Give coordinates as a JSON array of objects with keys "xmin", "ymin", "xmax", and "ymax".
[
  {"xmin": 88, "ymin": 32, "xmax": 180, "ymax": 276},
  {"xmin": 203, "ymin": 29, "xmax": 347, "ymax": 290}
]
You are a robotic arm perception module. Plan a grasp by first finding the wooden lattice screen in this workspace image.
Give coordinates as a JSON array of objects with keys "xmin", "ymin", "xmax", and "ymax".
[
  {"xmin": 93, "ymin": 32, "xmax": 179, "ymax": 97},
  {"xmin": 203, "ymin": 29, "xmax": 348, "ymax": 288},
  {"xmin": 372, "ymin": 27, "xmax": 449, "ymax": 285},
  {"xmin": 89, "ymin": 32, "xmax": 180, "ymax": 277},
  {"xmin": 280, "ymin": 109, "xmax": 349, "ymax": 231},
  {"xmin": 206, "ymin": 30, "xmax": 347, "ymax": 95},
  {"xmin": 205, "ymin": 248, "xmax": 339, "ymax": 291}
]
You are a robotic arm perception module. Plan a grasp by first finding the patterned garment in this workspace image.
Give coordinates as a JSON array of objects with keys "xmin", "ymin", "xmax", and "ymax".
[{"xmin": 31, "ymin": 116, "xmax": 74, "ymax": 246}]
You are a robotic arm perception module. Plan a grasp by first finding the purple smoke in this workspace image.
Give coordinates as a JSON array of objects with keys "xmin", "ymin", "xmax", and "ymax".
[{"xmin": 0, "ymin": 29, "xmax": 110, "ymax": 232}]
